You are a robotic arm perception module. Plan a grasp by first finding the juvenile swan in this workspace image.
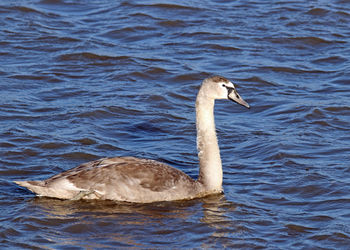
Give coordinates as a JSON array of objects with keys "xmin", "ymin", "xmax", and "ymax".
[{"xmin": 15, "ymin": 76, "xmax": 250, "ymax": 203}]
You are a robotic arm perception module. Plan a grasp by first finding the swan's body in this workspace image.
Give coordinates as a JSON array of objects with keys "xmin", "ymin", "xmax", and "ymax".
[{"xmin": 15, "ymin": 76, "xmax": 249, "ymax": 203}]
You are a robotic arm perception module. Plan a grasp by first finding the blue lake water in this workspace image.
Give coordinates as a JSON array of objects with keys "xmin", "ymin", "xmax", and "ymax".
[{"xmin": 1, "ymin": 0, "xmax": 350, "ymax": 248}]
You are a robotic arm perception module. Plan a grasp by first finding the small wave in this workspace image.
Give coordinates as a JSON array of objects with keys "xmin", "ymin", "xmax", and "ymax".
[
  {"xmin": 77, "ymin": 109, "xmax": 114, "ymax": 120},
  {"xmin": 285, "ymin": 223, "xmax": 316, "ymax": 234},
  {"xmin": 130, "ymin": 67, "xmax": 169, "ymax": 80},
  {"xmin": 73, "ymin": 138, "xmax": 97, "ymax": 146},
  {"xmin": 180, "ymin": 31, "xmax": 228, "ymax": 40},
  {"xmin": 170, "ymin": 72, "xmax": 210, "ymax": 83},
  {"xmin": 9, "ymin": 74, "xmax": 51, "ymax": 81},
  {"xmin": 158, "ymin": 20, "xmax": 186, "ymax": 28},
  {"xmin": 332, "ymin": 78, "xmax": 350, "ymax": 86},
  {"xmin": 260, "ymin": 66, "xmax": 327, "ymax": 74},
  {"xmin": 270, "ymin": 36, "xmax": 345, "ymax": 47},
  {"xmin": 201, "ymin": 44, "xmax": 241, "ymax": 51},
  {"xmin": 335, "ymin": 10, "xmax": 350, "ymax": 17},
  {"xmin": 324, "ymin": 106, "xmax": 350, "ymax": 113},
  {"xmin": 106, "ymin": 106, "xmax": 143, "ymax": 116},
  {"xmin": 304, "ymin": 108, "xmax": 326, "ymax": 120},
  {"xmin": 7, "ymin": 4, "xmax": 60, "ymax": 18},
  {"xmin": 312, "ymin": 56, "xmax": 347, "ymax": 65},
  {"xmin": 240, "ymin": 76, "xmax": 278, "ymax": 87},
  {"xmin": 5, "ymin": 148, "xmax": 40, "ymax": 158},
  {"xmin": 37, "ymin": 87, "xmax": 89, "ymax": 102},
  {"xmin": 168, "ymin": 92, "xmax": 191, "ymax": 102},
  {"xmin": 37, "ymin": 35, "xmax": 81, "ymax": 43},
  {"xmin": 147, "ymin": 3, "xmax": 200, "ymax": 10},
  {"xmin": 36, "ymin": 142, "xmax": 70, "ymax": 150},
  {"xmin": 57, "ymin": 52, "xmax": 131, "ymax": 62},
  {"xmin": 59, "ymin": 152, "xmax": 98, "ymax": 161},
  {"xmin": 8, "ymin": 72, "xmax": 62, "ymax": 83},
  {"xmin": 306, "ymin": 8, "xmax": 329, "ymax": 16},
  {"xmin": 10, "ymin": 6, "xmax": 42, "ymax": 14},
  {"xmin": 0, "ymin": 142, "xmax": 16, "ymax": 148},
  {"xmin": 291, "ymin": 36, "xmax": 340, "ymax": 46},
  {"xmin": 38, "ymin": 0, "xmax": 65, "ymax": 4},
  {"xmin": 29, "ymin": 107, "xmax": 62, "ymax": 113},
  {"xmin": 121, "ymin": 2, "xmax": 202, "ymax": 11}
]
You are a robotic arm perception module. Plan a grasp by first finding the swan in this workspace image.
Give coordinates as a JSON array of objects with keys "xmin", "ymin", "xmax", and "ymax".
[{"xmin": 14, "ymin": 76, "xmax": 250, "ymax": 203}]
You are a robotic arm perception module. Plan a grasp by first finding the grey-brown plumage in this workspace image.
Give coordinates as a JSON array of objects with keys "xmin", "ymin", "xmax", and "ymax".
[
  {"xmin": 16, "ymin": 157, "xmax": 203, "ymax": 202},
  {"xmin": 15, "ymin": 76, "xmax": 249, "ymax": 203}
]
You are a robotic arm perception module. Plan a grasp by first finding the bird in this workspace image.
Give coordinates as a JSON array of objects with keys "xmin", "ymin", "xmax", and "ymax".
[{"xmin": 14, "ymin": 76, "xmax": 250, "ymax": 203}]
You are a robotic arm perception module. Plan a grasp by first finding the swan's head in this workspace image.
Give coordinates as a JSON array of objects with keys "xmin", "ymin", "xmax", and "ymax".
[{"xmin": 201, "ymin": 76, "xmax": 250, "ymax": 108}]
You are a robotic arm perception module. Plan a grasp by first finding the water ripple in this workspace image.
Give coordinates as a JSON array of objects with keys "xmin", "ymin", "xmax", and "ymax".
[{"xmin": 1, "ymin": 0, "xmax": 350, "ymax": 248}]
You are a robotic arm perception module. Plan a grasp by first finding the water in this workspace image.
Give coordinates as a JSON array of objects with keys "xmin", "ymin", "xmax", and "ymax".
[{"xmin": 1, "ymin": 0, "xmax": 350, "ymax": 248}]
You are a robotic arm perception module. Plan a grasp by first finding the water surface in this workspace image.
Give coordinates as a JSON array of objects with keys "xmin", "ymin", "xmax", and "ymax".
[{"xmin": 1, "ymin": 0, "xmax": 350, "ymax": 248}]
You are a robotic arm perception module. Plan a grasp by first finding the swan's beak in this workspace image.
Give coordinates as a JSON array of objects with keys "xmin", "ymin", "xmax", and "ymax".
[{"xmin": 227, "ymin": 88, "xmax": 250, "ymax": 109}]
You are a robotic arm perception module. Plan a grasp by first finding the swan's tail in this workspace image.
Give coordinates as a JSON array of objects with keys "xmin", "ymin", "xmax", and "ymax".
[
  {"xmin": 14, "ymin": 180, "xmax": 46, "ymax": 196},
  {"xmin": 14, "ymin": 180, "xmax": 85, "ymax": 199}
]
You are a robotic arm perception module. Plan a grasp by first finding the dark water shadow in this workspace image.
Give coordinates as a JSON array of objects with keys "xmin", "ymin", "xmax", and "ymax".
[
  {"xmin": 28, "ymin": 193, "xmax": 235, "ymax": 219},
  {"xmin": 21, "ymin": 193, "xmax": 239, "ymax": 247}
]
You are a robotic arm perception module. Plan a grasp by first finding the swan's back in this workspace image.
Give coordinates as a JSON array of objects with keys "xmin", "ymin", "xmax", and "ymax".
[{"xmin": 15, "ymin": 157, "xmax": 203, "ymax": 203}]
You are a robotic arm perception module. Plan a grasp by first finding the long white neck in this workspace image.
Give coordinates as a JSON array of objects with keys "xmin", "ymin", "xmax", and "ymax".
[{"xmin": 195, "ymin": 91, "xmax": 223, "ymax": 192}]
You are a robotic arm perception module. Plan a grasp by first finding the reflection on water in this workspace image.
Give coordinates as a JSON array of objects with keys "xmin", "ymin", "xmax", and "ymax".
[{"xmin": 27, "ymin": 194, "xmax": 238, "ymax": 248}]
